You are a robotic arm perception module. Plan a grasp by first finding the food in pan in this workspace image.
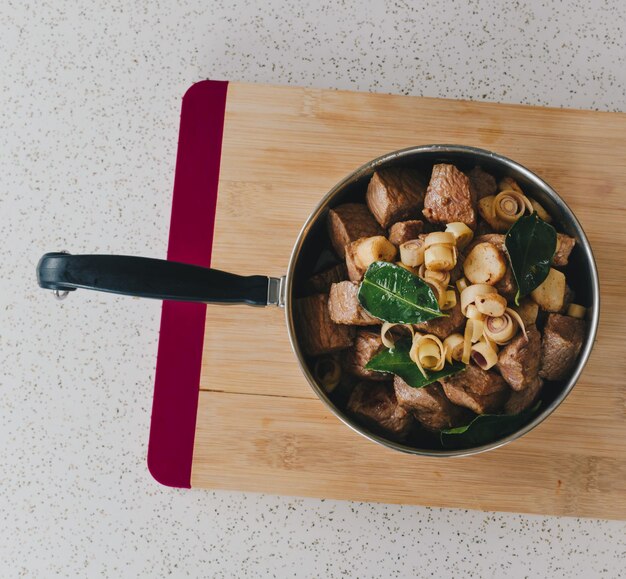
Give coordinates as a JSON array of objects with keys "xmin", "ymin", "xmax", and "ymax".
[{"xmin": 294, "ymin": 163, "xmax": 586, "ymax": 448}]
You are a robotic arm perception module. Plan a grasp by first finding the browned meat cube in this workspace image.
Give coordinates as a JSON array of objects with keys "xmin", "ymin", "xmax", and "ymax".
[
  {"xmin": 423, "ymin": 164, "xmax": 477, "ymax": 229},
  {"xmin": 414, "ymin": 290, "xmax": 465, "ymax": 340},
  {"xmin": 366, "ymin": 168, "xmax": 427, "ymax": 228},
  {"xmin": 440, "ymin": 364, "xmax": 508, "ymax": 414},
  {"xmin": 388, "ymin": 220, "xmax": 424, "ymax": 246},
  {"xmin": 468, "ymin": 233, "xmax": 505, "ymax": 252},
  {"xmin": 305, "ymin": 263, "xmax": 347, "ymax": 295},
  {"xmin": 328, "ymin": 281, "xmax": 381, "ymax": 326},
  {"xmin": 505, "ymin": 377, "xmax": 543, "ymax": 415},
  {"xmin": 343, "ymin": 329, "xmax": 387, "ymax": 381},
  {"xmin": 553, "ymin": 234, "xmax": 576, "ymax": 267},
  {"xmin": 394, "ymin": 377, "xmax": 470, "ymax": 431},
  {"xmin": 347, "ymin": 382, "xmax": 413, "ymax": 439},
  {"xmin": 467, "ymin": 166, "xmax": 497, "ymax": 202},
  {"xmin": 294, "ymin": 294, "xmax": 354, "ymax": 356},
  {"xmin": 327, "ymin": 203, "xmax": 383, "ymax": 259},
  {"xmin": 497, "ymin": 325, "xmax": 541, "ymax": 391},
  {"xmin": 539, "ymin": 313, "xmax": 586, "ymax": 381}
]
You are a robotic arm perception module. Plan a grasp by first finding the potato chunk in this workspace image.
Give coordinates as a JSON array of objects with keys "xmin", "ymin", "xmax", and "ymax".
[
  {"xmin": 463, "ymin": 242, "xmax": 506, "ymax": 285},
  {"xmin": 531, "ymin": 268, "xmax": 566, "ymax": 312}
]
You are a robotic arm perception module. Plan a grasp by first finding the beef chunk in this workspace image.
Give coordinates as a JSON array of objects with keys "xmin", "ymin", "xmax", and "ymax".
[
  {"xmin": 423, "ymin": 164, "xmax": 477, "ymax": 229},
  {"xmin": 343, "ymin": 329, "xmax": 387, "ymax": 380},
  {"xmin": 294, "ymin": 294, "xmax": 354, "ymax": 356},
  {"xmin": 539, "ymin": 313, "xmax": 586, "ymax": 381},
  {"xmin": 440, "ymin": 364, "xmax": 508, "ymax": 414},
  {"xmin": 327, "ymin": 203, "xmax": 383, "ymax": 259},
  {"xmin": 553, "ymin": 234, "xmax": 576, "ymax": 267},
  {"xmin": 497, "ymin": 325, "xmax": 542, "ymax": 391},
  {"xmin": 467, "ymin": 166, "xmax": 497, "ymax": 202},
  {"xmin": 505, "ymin": 377, "xmax": 543, "ymax": 415},
  {"xmin": 469, "ymin": 233, "xmax": 505, "ymax": 252},
  {"xmin": 414, "ymin": 290, "xmax": 464, "ymax": 340},
  {"xmin": 388, "ymin": 220, "xmax": 424, "ymax": 246},
  {"xmin": 347, "ymin": 382, "xmax": 413, "ymax": 439},
  {"xmin": 305, "ymin": 263, "xmax": 347, "ymax": 295},
  {"xmin": 328, "ymin": 281, "xmax": 381, "ymax": 326},
  {"xmin": 366, "ymin": 168, "xmax": 427, "ymax": 228},
  {"xmin": 394, "ymin": 377, "xmax": 470, "ymax": 431}
]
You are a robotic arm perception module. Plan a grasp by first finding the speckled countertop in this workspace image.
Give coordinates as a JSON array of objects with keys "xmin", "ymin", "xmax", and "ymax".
[{"xmin": 1, "ymin": 1, "xmax": 625, "ymax": 577}]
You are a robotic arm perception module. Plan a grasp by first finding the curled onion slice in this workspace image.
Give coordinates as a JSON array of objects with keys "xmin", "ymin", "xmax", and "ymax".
[
  {"xmin": 445, "ymin": 222, "xmax": 474, "ymax": 250},
  {"xmin": 442, "ymin": 289, "xmax": 457, "ymax": 311},
  {"xmin": 465, "ymin": 304, "xmax": 486, "ymax": 321},
  {"xmin": 419, "ymin": 265, "xmax": 451, "ymax": 288},
  {"xmin": 462, "ymin": 318, "xmax": 485, "ymax": 364},
  {"xmin": 424, "ymin": 231, "xmax": 456, "ymax": 249},
  {"xmin": 380, "ymin": 322, "xmax": 414, "ymax": 349},
  {"xmin": 460, "ymin": 284, "xmax": 497, "ymax": 316},
  {"xmin": 530, "ymin": 199, "xmax": 552, "ymax": 222},
  {"xmin": 494, "ymin": 190, "xmax": 533, "ymax": 223},
  {"xmin": 483, "ymin": 307, "xmax": 528, "ymax": 345},
  {"xmin": 471, "ymin": 339, "xmax": 499, "ymax": 370},
  {"xmin": 399, "ymin": 239, "xmax": 425, "ymax": 267},
  {"xmin": 314, "ymin": 356, "xmax": 342, "ymax": 392},
  {"xmin": 443, "ymin": 333, "xmax": 464, "ymax": 364},
  {"xmin": 410, "ymin": 333, "xmax": 445, "ymax": 379}
]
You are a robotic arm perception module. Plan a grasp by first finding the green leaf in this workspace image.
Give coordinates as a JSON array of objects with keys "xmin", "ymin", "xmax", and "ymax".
[
  {"xmin": 505, "ymin": 212, "xmax": 557, "ymax": 305},
  {"xmin": 365, "ymin": 339, "xmax": 466, "ymax": 388},
  {"xmin": 440, "ymin": 401, "xmax": 541, "ymax": 449},
  {"xmin": 358, "ymin": 261, "xmax": 444, "ymax": 324}
]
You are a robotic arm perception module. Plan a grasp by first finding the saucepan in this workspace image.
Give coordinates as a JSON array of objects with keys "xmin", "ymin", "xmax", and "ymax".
[{"xmin": 37, "ymin": 145, "xmax": 599, "ymax": 457}]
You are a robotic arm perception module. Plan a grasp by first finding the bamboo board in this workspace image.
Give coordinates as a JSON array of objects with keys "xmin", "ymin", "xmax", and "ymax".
[{"xmin": 184, "ymin": 82, "xmax": 626, "ymax": 518}]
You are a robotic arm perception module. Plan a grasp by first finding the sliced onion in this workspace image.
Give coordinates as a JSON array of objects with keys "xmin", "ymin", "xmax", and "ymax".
[
  {"xmin": 424, "ymin": 244, "xmax": 456, "ymax": 271},
  {"xmin": 420, "ymin": 266, "xmax": 451, "ymax": 287},
  {"xmin": 460, "ymin": 284, "xmax": 497, "ymax": 316},
  {"xmin": 462, "ymin": 318, "xmax": 484, "ymax": 364},
  {"xmin": 567, "ymin": 303, "xmax": 586, "ymax": 319},
  {"xmin": 498, "ymin": 177, "xmax": 524, "ymax": 194},
  {"xmin": 400, "ymin": 239, "xmax": 425, "ymax": 267},
  {"xmin": 314, "ymin": 356, "xmax": 342, "ymax": 392},
  {"xmin": 443, "ymin": 333, "xmax": 464, "ymax": 364},
  {"xmin": 494, "ymin": 190, "xmax": 533, "ymax": 223},
  {"xmin": 445, "ymin": 222, "xmax": 474, "ymax": 250},
  {"xmin": 474, "ymin": 293, "xmax": 507, "ymax": 317},
  {"xmin": 442, "ymin": 289, "xmax": 457, "ymax": 311},
  {"xmin": 466, "ymin": 304, "xmax": 486, "ymax": 321},
  {"xmin": 380, "ymin": 322, "xmax": 414, "ymax": 349},
  {"xmin": 530, "ymin": 199, "xmax": 553, "ymax": 222},
  {"xmin": 483, "ymin": 307, "xmax": 528, "ymax": 345},
  {"xmin": 410, "ymin": 333, "xmax": 445, "ymax": 378},
  {"xmin": 424, "ymin": 231, "xmax": 456, "ymax": 249},
  {"xmin": 471, "ymin": 339, "xmax": 499, "ymax": 370}
]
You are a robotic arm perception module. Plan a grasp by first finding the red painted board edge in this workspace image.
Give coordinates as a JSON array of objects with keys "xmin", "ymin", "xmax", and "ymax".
[{"xmin": 147, "ymin": 80, "xmax": 228, "ymax": 488}]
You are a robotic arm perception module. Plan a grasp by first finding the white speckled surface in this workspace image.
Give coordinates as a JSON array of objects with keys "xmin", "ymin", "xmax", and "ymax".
[{"xmin": 1, "ymin": 0, "xmax": 625, "ymax": 576}]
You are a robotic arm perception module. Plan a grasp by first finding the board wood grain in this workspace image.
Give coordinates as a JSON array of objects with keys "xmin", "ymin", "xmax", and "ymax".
[{"xmin": 193, "ymin": 82, "xmax": 626, "ymax": 519}]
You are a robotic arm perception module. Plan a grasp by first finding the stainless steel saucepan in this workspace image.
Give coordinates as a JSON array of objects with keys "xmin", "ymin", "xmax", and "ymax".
[{"xmin": 37, "ymin": 145, "xmax": 599, "ymax": 456}]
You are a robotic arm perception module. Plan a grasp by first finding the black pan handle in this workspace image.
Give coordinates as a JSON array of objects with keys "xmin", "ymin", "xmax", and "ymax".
[{"xmin": 36, "ymin": 252, "xmax": 283, "ymax": 306}]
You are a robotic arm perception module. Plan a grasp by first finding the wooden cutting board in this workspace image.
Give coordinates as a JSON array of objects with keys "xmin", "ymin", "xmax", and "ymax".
[{"xmin": 148, "ymin": 81, "xmax": 626, "ymax": 520}]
